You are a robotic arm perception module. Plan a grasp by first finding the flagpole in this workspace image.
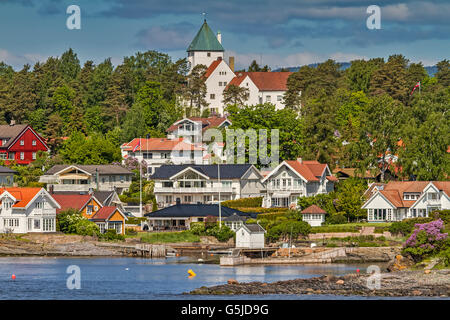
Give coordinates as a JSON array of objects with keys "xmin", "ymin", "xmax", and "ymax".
[
  {"xmin": 139, "ymin": 137, "xmax": 142, "ymax": 218},
  {"xmin": 218, "ymin": 162, "xmax": 221, "ymax": 229}
]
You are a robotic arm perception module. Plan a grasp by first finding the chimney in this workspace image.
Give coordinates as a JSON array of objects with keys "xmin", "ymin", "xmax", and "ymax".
[
  {"xmin": 217, "ymin": 31, "xmax": 222, "ymax": 44},
  {"xmin": 9, "ymin": 119, "xmax": 15, "ymax": 126},
  {"xmin": 297, "ymin": 157, "xmax": 302, "ymax": 164},
  {"xmin": 229, "ymin": 56, "xmax": 235, "ymax": 72}
]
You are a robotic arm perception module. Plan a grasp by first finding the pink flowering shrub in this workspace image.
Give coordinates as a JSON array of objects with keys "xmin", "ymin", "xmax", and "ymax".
[{"xmin": 402, "ymin": 219, "xmax": 448, "ymax": 261}]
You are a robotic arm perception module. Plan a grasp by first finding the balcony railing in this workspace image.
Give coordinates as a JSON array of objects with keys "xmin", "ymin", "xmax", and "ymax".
[{"xmin": 155, "ymin": 187, "xmax": 234, "ymax": 193}]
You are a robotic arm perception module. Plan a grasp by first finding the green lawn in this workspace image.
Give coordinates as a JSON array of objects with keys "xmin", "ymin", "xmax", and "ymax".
[
  {"xmin": 136, "ymin": 231, "xmax": 201, "ymax": 244},
  {"xmin": 310, "ymin": 222, "xmax": 392, "ymax": 233}
]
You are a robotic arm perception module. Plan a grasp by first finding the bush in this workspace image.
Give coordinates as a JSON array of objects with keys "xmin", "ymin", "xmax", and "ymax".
[
  {"xmin": 125, "ymin": 228, "xmax": 138, "ymax": 236},
  {"xmin": 101, "ymin": 229, "xmax": 124, "ymax": 241},
  {"xmin": 74, "ymin": 219, "xmax": 101, "ymax": 237},
  {"xmin": 326, "ymin": 214, "xmax": 347, "ymax": 225},
  {"xmin": 438, "ymin": 247, "xmax": 450, "ymax": 266},
  {"xmin": 190, "ymin": 222, "xmax": 206, "ymax": 235},
  {"xmin": 57, "ymin": 209, "xmax": 87, "ymax": 234},
  {"xmin": 431, "ymin": 210, "xmax": 450, "ymax": 225},
  {"xmin": 126, "ymin": 217, "xmax": 147, "ymax": 225},
  {"xmin": 267, "ymin": 220, "xmax": 311, "ymax": 242},
  {"xmin": 389, "ymin": 217, "xmax": 433, "ymax": 236},
  {"xmin": 206, "ymin": 225, "xmax": 235, "ymax": 242},
  {"xmin": 402, "ymin": 219, "xmax": 448, "ymax": 262},
  {"xmin": 221, "ymin": 197, "xmax": 263, "ymax": 208}
]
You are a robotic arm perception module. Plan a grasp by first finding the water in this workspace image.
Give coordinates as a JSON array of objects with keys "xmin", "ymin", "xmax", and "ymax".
[{"xmin": 0, "ymin": 257, "xmax": 438, "ymax": 300}]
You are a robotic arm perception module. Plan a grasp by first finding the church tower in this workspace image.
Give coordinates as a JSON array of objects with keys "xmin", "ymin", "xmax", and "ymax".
[{"xmin": 187, "ymin": 20, "xmax": 224, "ymax": 72}]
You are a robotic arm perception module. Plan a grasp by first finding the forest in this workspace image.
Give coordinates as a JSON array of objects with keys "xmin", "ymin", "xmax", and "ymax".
[{"xmin": 0, "ymin": 49, "xmax": 448, "ymax": 182}]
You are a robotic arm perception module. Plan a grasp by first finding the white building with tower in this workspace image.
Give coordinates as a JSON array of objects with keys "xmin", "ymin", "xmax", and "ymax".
[{"xmin": 186, "ymin": 20, "xmax": 293, "ymax": 116}]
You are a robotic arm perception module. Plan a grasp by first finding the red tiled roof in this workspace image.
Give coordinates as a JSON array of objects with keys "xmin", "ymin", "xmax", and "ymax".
[
  {"xmin": 204, "ymin": 59, "xmax": 222, "ymax": 78},
  {"xmin": 228, "ymin": 72, "xmax": 292, "ymax": 91},
  {"xmin": 283, "ymin": 159, "xmax": 336, "ymax": 182},
  {"xmin": 121, "ymin": 138, "xmax": 204, "ymax": 152},
  {"xmin": 285, "ymin": 160, "xmax": 319, "ymax": 181},
  {"xmin": 52, "ymin": 194, "xmax": 92, "ymax": 214},
  {"xmin": 0, "ymin": 187, "xmax": 42, "ymax": 208},
  {"xmin": 167, "ymin": 116, "xmax": 229, "ymax": 133},
  {"xmin": 301, "ymin": 205, "xmax": 327, "ymax": 214},
  {"xmin": 371, "ymin": 181, "xmax": 450, "ymax": 208},
  {"xmin": 91, "ymin": 206, "xmax": 119, "ymax": 221}
]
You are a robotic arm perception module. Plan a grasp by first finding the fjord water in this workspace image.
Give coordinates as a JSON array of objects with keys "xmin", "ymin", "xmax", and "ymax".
[{"xmin": 0, "ymin": 257, "xmax": 395, "ymax": 300}]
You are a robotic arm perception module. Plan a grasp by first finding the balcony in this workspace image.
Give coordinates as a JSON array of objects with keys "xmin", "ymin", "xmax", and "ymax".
[{"xmin": 156, "ymin": 187, "xmax": 234, "ymax": 194}]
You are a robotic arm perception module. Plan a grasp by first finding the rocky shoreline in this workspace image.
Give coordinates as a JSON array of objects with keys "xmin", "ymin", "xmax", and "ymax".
[{"xmin": 189, "ymin": 270, "xmax": 450, "ymax": 297}]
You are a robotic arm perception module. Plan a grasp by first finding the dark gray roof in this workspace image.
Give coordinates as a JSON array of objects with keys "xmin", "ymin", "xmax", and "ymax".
[
  {"xmin": 0, "ymin": 124, "xmax": 28, "ymax": 148},
  {"xmin": 45, "ymin": 164, "xmax": 133, "ymax": 175},
  {"xmin": 0, "ymin": 166, "xmax": 16, "ymax": 174},
  {"xmin": 145, "ymin": 204, "xmax": 257, "ymax": 219},
  {"xmin": 223, "ymin": 213, "xmax": 247, "ymax": 222},
  {"xmin": 92, "ymin": 191, "xmax": 114, "ymax": 206},
  {"xmin": 150, "ymin": 164, "xmax": 254, "ymax": 180},
  {"xmin": 243, "ymin": 223, "xmax": 265, "ymax": 233}
]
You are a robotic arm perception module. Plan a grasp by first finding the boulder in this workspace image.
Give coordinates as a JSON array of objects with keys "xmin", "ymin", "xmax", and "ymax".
[
  {"xmin": 336, "ymin": 280, "xmax": 345, "ymax": 285},
  {"xmin": 227, "ymin": 279, "xmax": 239, "ymax": 285}
]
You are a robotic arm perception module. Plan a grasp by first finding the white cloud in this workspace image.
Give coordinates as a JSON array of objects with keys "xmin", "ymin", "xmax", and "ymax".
[{"xmin": 0, "ymin": 49, "xmax": 47, "ymax": 69}]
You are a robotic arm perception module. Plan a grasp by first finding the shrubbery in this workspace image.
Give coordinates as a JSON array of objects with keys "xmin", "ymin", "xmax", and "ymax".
[
  {"xmin": 190, "ymin": 221, "xmax": 234, "ymax": 242},
  {"xmin": 267, "ymin": 220, "xmax": 311, "ymax": 242},
  {"xmin": 389, "ymin": 217, "xmax": 433, "ymax": 236},
  {"xmin": 221, "ymin": 197, "xmax": 263, "ymax": 208},
  {"xmin": 402, "ymin": 219, "xmax": 448, "ymax": 262},
  {"xmin": 325, "ymin": 214, "xmax": 347, "ymax": 225}
]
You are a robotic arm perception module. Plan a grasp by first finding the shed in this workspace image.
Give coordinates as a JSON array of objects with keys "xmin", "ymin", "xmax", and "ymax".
[
  {"xmin": 235, "ymin": 223, "xmax": 266, "ymax": 248},
  {"xmin": 301, "ymin": 205, "xmax": 327, "ymax": 226}
]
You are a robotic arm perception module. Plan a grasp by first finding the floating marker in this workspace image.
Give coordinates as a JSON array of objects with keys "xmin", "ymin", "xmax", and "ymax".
[
  {"xmin": 11, "ymin": 274, "xmax": 16, "ymax": 280},
  {"xmin": 187, "ymin": 269, "xmax": 196, "ymax": 277},
  {"xmin": 125, "ymin": 268, "xmax": 129, "ymax": 271},
  {"xmin": 356, "ymin": 269, "xmax": 360, "ymax": 274}
]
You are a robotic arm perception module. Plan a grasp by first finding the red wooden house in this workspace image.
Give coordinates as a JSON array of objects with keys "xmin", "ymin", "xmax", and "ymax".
[{"xmin": 0, "ymin": 123, "xmax": 49, "ymax": 165}]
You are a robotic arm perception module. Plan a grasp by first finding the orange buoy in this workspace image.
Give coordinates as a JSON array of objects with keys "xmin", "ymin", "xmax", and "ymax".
[{"xmin": 11, "ymin": 274, "xmax": 16, "ymax": 280}]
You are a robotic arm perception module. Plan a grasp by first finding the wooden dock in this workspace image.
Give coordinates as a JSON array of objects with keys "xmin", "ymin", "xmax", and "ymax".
[{"xmin": 96, "ymin": 242, "xmax": 175, "ymax": 258}]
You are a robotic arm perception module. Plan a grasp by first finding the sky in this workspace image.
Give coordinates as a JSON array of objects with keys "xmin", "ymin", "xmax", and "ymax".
[{"xmin": 0, "ymin": 0, "xmax": 449, "ymax": 70}]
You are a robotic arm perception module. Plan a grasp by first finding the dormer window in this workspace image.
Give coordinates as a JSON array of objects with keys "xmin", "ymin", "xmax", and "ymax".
[{"xmin": 3, "ymin": 199, "xmax": 13, "ymax": 209}]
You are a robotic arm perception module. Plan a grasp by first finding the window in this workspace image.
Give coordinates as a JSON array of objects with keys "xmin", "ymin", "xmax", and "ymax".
[
  {"xmin": 184, "ymin": 195, "xmax": 192, "ymax": 203},
  {"xmin": 43, "ymin": 218, "xmax": 54, "ymax": 231},
  {"xmin": 86, "ymin": 205, "xmax": 93, "ymax": 215},
  {"xmin": 277, "ymin": 95, "xmax": 282, "ymax": 102},
  {"xmin": 3, "ymin": 199, "xmax": 13, "ymax": 209},
  {"xmin": 162, "ymin": 152, "xmax": 170, "ymax": 159},
  {"xmin": 32, "ymin": 140, "xmax": 36, "ymax": 146},
  {"xmin": 34, "ymin": 219, "xmax": 40, "ymax": 229},
  {"xmin": 20, "ymin": 140, "xmax": 24, "ymax": 146},
  {"xmin": 165, "ymin": 195, "xmax": 173, "ymax": 203},
  {"xmin": 224, "ymin": 81, "xmax": 227, "ymax": 86},
  {"xmin": 368, "ymin": 209, "xmax": 374, "ymax": 221},
  {"xmin": 32, "ymin": 152, "xmax": 36, "ymax": 160},
  {"xmin": 266, "ymin": 95, "xmax": 271, "ymax": 102},
  {"xmin": 28, "ymin": 218, "xmax": 32, "ymax": 231},
  {"xmin": 219, "ymin": 82, "xmax": 223, "ymax": 86},
  {"xmin": 99, "ymin": 223, "xmax": 105, "ymax": 234},
  {"xmin": 35, "ymin": 202, "xmax": 44, "ymax": 209},
  {"xmin": 0, "ymin": 153, "xmax": 6, "ymax": 160},
  {"xmin": 20, "ymin": 152, "xmax": 24, "ymax": 160},
  {"xmin": 222, "ymin": 181, "xmax": 232, "ymax": 188},
  {"xmin": 143, "ymin": 152, "xmax": 153, "ymax": 159},
  {"xmin": 8, "ymin": 152, "xmax": 15, "ymax": 160},
  {"xmin": 162, "ymin": 181, "xmax": 173, "ymax": 188},
  {"xmin": 2, "ymin": 139, "xmax": 7, "ymax": 145},
  {"xmin": 207, "ymin": 52, "xmax": 211, "ymax": 57},
  {"xmin": 210, "ymin": 94, "xmax": 215, "ymax": 99}
]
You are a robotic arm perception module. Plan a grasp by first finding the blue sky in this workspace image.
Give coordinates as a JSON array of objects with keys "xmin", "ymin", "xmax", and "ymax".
[{"xmin": 0, "ymin": 0, "xmax": 449, "ymax": 70}]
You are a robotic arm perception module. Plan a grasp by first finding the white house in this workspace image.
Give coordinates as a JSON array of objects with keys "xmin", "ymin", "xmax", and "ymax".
[
  {"xmin": 166, "ymin": 116, "xmax": 231, "ymax": 144},
  {"xmin": 235, "ymin": 223, "xmax": 266, "ymax": 248},
  {"xmin": 186, "ymin": 20, "xmax": 294, "ymax": 116},
  {"xmin": 301, "ymin": 205, "xmax": 327, "ymax": 227},
  {"xmin": 40, "ymin": 164, "xmax": 134, "ymax": 194},
  {"xmin": 262, "ymin": 158, "xmax": 338, "ymax": 208},
  {"xmin": 0, "ymin": 187, "xmax": 60, "ymax": 233},
  {"xmin": 150, "ymin": 164, "xmax": 265, "ymax": 208},
  {"xmin": 362, "ymin": 181, "xmax": 450, "ymax": 222},
  {"xmin": 121, "ymin": 138, "xmax": 205, "ymax": 176}
]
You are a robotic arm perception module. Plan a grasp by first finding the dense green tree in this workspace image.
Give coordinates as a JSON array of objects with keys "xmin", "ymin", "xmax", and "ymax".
[
  {"xmin": 222, "ymin": 84, "xmax": 249, "ymax": 106},
  {"xmin": 435, "ymin": 59, "xmax": 450, "ymax": 87}
]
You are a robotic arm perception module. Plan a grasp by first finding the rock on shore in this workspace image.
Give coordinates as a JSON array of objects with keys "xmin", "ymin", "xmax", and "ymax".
[{"xmin": 189, "ymin": 270, "xmax": 450, "ymax": 297}]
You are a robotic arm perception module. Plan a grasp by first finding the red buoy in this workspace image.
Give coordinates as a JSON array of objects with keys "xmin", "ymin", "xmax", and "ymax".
[
  {"xmin": 11, "ymin": 274, "xmax": 16, "ymax": 280},
  {"xmin": 356, "ymin": 269, "xmax": 360, "ymax": 274}
]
